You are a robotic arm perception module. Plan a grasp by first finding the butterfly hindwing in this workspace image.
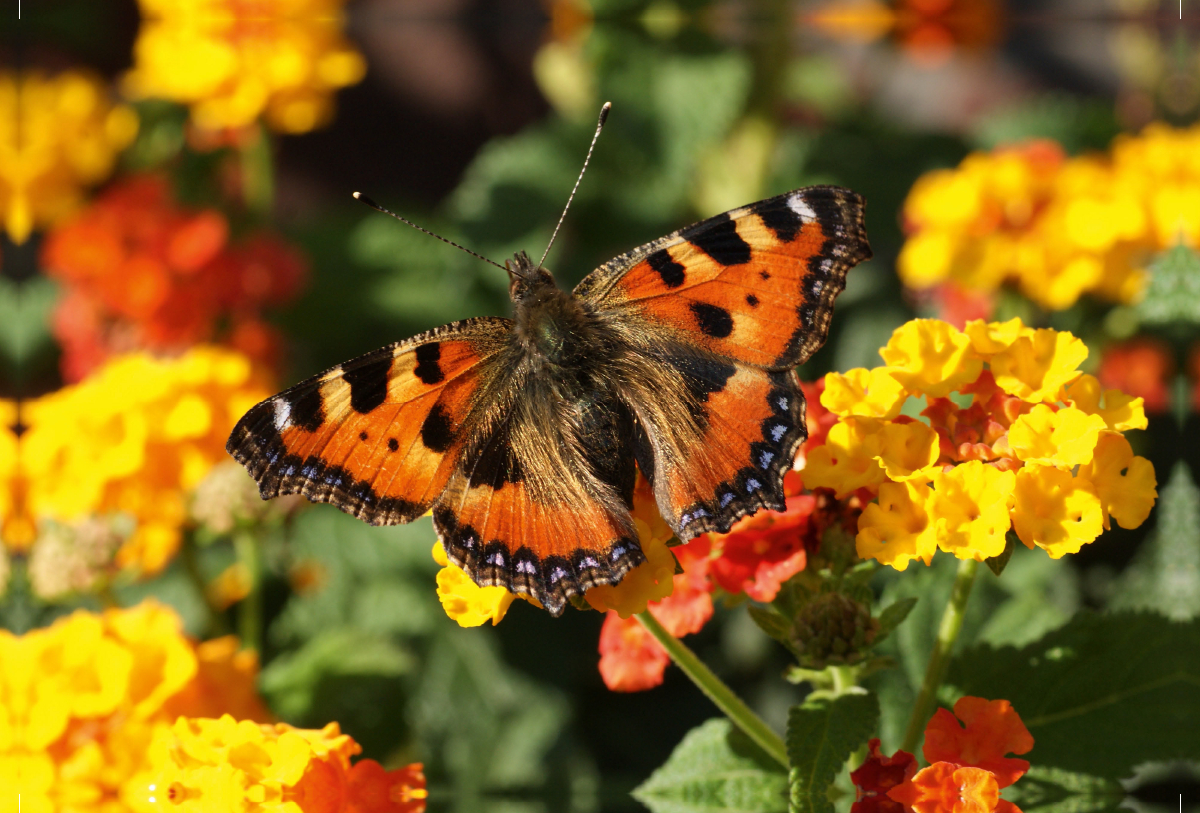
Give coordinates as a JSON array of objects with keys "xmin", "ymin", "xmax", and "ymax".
[
  {"xmin": 226, "ymin": 317, "xmax": 511, "ymax": 524},
  {"xmin": 576, "ymin": 185, "xmax": 870, "ymax": 370}
]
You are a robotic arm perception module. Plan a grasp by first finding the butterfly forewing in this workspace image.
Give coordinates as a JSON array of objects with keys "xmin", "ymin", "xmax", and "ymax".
[{"xmin": 226, "ymin": 317, "xmax": 511, "ymax": 524}]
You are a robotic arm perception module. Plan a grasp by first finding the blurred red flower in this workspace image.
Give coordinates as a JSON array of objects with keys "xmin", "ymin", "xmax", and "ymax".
[
  {"xmin": 851, "ymin": 738, "xmax": 918, "ymax": 813},
  {"xmin": 1099, "ymin": 337, "xmax": 1174, "ymax": 413},
  {"xmin": 41, "ymin": 175, "xmax": 306, "ymax": 381}
]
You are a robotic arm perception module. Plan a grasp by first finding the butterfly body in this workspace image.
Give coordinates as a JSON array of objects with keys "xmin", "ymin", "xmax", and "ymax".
[{"xmin": 228, "ymin": 186, "xmax": 872, "ymax": 615}]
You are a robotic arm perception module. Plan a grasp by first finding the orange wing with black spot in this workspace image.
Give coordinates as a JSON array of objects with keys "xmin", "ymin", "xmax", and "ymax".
[
  {"xmin": 576, "ymin": 185, "xmax": 871, "ymax": 370},
  {"xmin": 575, "ymin": 186, "xmax": 869, "ymax": 536},
  {"xmin": 226, "ymin": 317, "xmax": 511, "ymax": 525}
]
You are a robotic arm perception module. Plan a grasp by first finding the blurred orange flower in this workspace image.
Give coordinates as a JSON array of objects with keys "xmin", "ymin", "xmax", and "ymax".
[
  {"xmin": 0, "ymin": 70, "xmax": 137, "ymax": 243},
  {"xmin": 42, "ymin": 175, "xmax": 305, "ymax": 381},
  {"xmin": 1098, "ymin": 337, "xmax": 1174, "ymax": 413}
]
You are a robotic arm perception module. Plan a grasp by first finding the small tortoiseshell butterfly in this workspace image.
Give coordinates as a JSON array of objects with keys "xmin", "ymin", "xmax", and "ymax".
[{"xmin": 227, "ymin": 126, "xmax": 870, "ymax": 615}]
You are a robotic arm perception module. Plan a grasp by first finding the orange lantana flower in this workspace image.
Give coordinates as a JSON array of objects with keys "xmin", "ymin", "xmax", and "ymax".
[
  {"xmin": 888, "ymin": 762, "xmax": 1017, "ymax": 813},
  {"xmin": 923, "ymin": 697, "xmax": 1033, "ymax": 788}
]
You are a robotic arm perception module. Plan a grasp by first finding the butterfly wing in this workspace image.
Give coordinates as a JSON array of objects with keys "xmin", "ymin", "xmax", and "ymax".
[
  {"xmin": 226, "ymin": 317, "xmax": 512, "ymax": 524},
  {"xmin": 576, "ymin": 185, "xmax": 869, "ymax": 536},
  {"xmin": 575, "ymin": 185, "xmax": 870, "ymax": 370}
]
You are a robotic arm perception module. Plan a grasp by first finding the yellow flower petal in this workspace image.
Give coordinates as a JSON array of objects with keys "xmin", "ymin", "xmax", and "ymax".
[
  {"xmin": 962, "ymin": 317, "xmax": 1034, "ymax": 356},
  {"xmin": 990, "ymin": 328, "xmax": 1088, "ymax": 402},
  {"xmin": 1011, "ymin": 465, "xmax": 1104, "ymax": 557},
  {"xmin": 873, "ymin": 420, "xmax": 940, "ymax": 482},
  {"xmin": 1078, "ymin": 433, "xmax": 1157, "ymax": 530},
  {"xmin": 1061, "ymin": 374, "xmax": 1147, "ymax": 431},
  {"xmin": 856, "ymin": 480, "xmax": 938, "ymax": 570},
  {"xmin": 821, "ymin": 367, "xmax": 907, "ymax": 419},
  {"xmin": 801, "ymin": 417, "xmax": 887, "ymax": 497},
  {"xmin": 931, "ymin": 461, "xmax": 1015, "ymax": 561},
  {"xmin": 879, "ymin": 319, "xmax": 983, "ymax": 398},
  {"xmin": 1008, "ymin": 405, "xmax": 1107, "ymax": 467},
  {"xmin": 432, "ymin": 542, "xmax": 516, "ymax": 627}
]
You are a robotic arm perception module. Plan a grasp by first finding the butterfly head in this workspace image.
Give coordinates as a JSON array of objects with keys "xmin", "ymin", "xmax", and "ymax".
[{"xmin": 505, "ymin": 250, "xmax": 558, "ymax": 306}]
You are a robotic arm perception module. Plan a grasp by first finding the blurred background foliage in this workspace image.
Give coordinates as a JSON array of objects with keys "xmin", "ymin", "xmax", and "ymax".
[{"xmin": 3, "ymin": 0, "xmax": 1200, "ymax": 811}]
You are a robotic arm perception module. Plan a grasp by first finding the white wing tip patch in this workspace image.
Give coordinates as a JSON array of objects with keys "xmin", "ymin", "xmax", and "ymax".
[
  {"xmin": 273, "ymin": 398, "xmax": 292, "ymax": 432},
  {"xmin": 787, "ymin": 193, "xmax": 817, "ymax": 222}
]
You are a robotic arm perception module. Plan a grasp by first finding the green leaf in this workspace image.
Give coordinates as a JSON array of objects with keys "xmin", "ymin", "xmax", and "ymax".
[
  {"xmin": 873, "ymin": 597, "xmax": 917, "ymax": 645},
  {"xmin": 1136, "ymin": 245, "xmax": 1200, "ymax": 326},
  {"xmin": 1110, "ymin": 462, "xmax": 1200, "ymax": 621},
  {"xmin": 987, "ymin": 531, "xmax": 1018, "ymax": 577},
  {"xmin": 948, "ymin": 612, "xmax": 1200, "ymax": 778},
  {"xmin": 748, "ymin": 605, "xmax": 794, "ymax": 645},
  {"xmin": 632, "ymin": 718, "xmax": 788, "ymax": 813},
  {"xmin": 786, "ymin": 692, "xmax": 879, "ymax": 813},
  {"xmin": 1001, "ymin": 766, "xmax": 1125, "ymax": 813}
]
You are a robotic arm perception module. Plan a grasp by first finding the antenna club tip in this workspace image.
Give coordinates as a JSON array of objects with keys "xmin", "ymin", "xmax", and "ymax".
[
  {"xmin": 598, "ymin": 102, "xmax": 612, "ymax": 125},
  {"xmin": 352, "ymin": 191, "xmax": 362, "ymax": 199}
]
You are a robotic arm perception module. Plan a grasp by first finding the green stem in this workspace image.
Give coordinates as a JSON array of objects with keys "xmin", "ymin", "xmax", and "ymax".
[
  {"xmin": 234, "ymin": 530, "xmax": 263, "ymax": 654},
  {"xmin": 240, "ymin": 123, "xmax": 274, "ymax": 217},
  {"xmin": 901, "ymin": 558, "xmax": 979, "ymax": 755},
  {"xmin": 179, "ymin": 530, "xmax": 230, "ymax": 636},
  {"xmin": 637, "ymin": 610, "xmax": 789, "ymax": 769}
]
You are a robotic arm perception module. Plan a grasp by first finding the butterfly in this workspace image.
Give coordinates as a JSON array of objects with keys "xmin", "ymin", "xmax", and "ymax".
[{"xmin": 227, "ymin": 185, "xmax": 871, "ymax": 615}]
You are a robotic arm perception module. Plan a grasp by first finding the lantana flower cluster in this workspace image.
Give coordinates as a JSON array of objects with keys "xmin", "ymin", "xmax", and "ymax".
[
  {"xmin": 123, "ymin": 0, "xmax": 367, "ymax": 134},
  {"xmin": 0, "ymin": 69, "xmax": 138, "ymax": 243},
  {"xmin": 899, "ymin": 123, "xmax": 1200, "ymax": 311},
  {"xmin": 17, "ymin": 346, "xmax": 271, "ymax": 573},
  {"xmin": 139, "ymin": 716, "xmax": 427, "ymax": 813},
  {"xmin": 853, "ymin": 697, "xmax": 1033, "ymax": 813},
  {"xmin": 42, "ymin": 175, "xmax": 306, "ymax": 382},
  {"xmin": 0, "ymin": 600, "xmax": 269, "ymax": 811},
  {"xmin": 805, "ymin": 318, "xmax": 1157, "ymax": 569}
]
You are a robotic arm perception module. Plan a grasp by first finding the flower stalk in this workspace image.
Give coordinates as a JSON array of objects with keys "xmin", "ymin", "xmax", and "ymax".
[
  {"xmin": 234, "ymin": 529, "xmax": 264, "ymax": 654},
  {"xmin": 901, "ymin": 557, "xmax": 979, "ymax": 753},
  {"xmin": 637, "ymin": 610, "xmax": 788, "ymax": 769}
]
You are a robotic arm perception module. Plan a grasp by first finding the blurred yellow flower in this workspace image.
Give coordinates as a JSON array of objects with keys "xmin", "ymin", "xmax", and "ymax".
[
  {"xmin": 133, "ymin": 715, "xmax": 426, "ymax": 813},
  {"xmin": 19, "ymin": 346, "xmax": 271, "ymax": 573},
  {"xmin": 0, "ymin": 70, "xmax": 137, "ymax": 243},
  {"xmin": 899, "ymin": 124, "xmax": 1200, "ymax": 311},
  {"xmin": 802, "ymin": 319, "xmax": 1156, "ymax": 570},
  {"xmin": 0, "ymin": 600, "xmax": 269, "ymax": 812},
  {"xmin": 124, "ymin": 0, "xmax": 366, "ymax": 134}
]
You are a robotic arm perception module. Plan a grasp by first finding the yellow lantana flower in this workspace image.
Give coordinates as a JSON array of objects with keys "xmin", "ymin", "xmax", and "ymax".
[
  {"xmin": 931, "ymin": 462, "xmax": 1015, "ymax": 561},
  {"xmin": 432, "ymin": 541, "xmax": 518, "ymax": 627},
  {"xmin": 1078, "ymin": 433, "xmax": 1158, "ymax": 530},
  {"xmin": 19, "ymin": 347, "xmax": 270, "ymax": 572},
  {"xmin": 124, "ymin": 0, "xmax": 367, "ymax": 134},
  {"xmin": 0, "ymin": 70, "xmax": 137, "ymax": 243},
  {"xmin": 879, "ymin": 319, "xmax": 982, "ymax": 398},
  {"xmin": 990, "ymin": 329, "xmax": 1088, "ymax": 402},
  {"xmin": 962, "ymin": 317, "xmax": 1034, "ymax": 355},
  {"xmin": 1061, "ymin": 374, "xmax": 1147, "ymax": 432},
  {"xmin": 1011, "ymin": 465, "xmax": 1104, "ymax": 557},
  {"xmin": 802, "ymin": 417, "xmax": 887, "ymax": 497},
  {"xmin": 873, "ymin": 420, "xmax": 940, "ymax": 482},
  {"xmin": 821, "ymin": 367, "xmax": 906, "ymax": 419},
  {"xmin": 1008, "ymin": 405, "xmax": 1107, "ymax": 467},
  {"xmin": 856, "ymin": 480, "xmax": 938, "ymax": 570}
]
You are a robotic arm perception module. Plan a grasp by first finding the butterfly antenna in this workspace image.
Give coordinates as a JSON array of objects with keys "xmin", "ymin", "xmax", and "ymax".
[
  {"xmin": 352, "ymin": 192, "xmax": 507, "ymax": 271},
  {"xmin": 539, "ymin": 101, "xmax": 611, "ymax": 268}
]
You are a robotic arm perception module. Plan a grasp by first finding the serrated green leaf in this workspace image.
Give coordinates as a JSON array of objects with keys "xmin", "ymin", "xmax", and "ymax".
[
  {"xmin": 873, "ymin": 597, "xmax": 917, "ymax": 644},
  {"xmin": 786, "ymin": 692, "xmax": 879, "ymax": 813},
  {"xmin": 1136, "ymin": 245, "xmax": 1200, "ymax": 325},
  {"xmin": 1110, "ymin": 462, "xmax": 1200, "ymax": 621},
  {"xmin": 633, "ymin": 718, "xmax": 788, "ymax": 813},
  {"xmin": 1001, "ymin": 766, "xmax": 1125, "ymax": 813},
  {"xmin": 948, "ymin": 612, "xmax": 1200, "ymax": 778}
]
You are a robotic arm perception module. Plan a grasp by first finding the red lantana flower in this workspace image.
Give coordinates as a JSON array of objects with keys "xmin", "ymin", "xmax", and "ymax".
[
  {"xmin": 851, "ymin": 738, "xmax": 918, "ymax": 813},
  {"xmin": 41, "ymin": 175, "xmax": 306, "ymax": 380},
  {"xmin": 922, "ymin": 697, "xmax": 1033, "ymax": 788},
  {"xmin": 708, "ymin": 483, "xmax": 814, "ymax": 602},
  {"xmin": 598, "ymin": 537, "xmax": 714, "ymax": 692}
]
